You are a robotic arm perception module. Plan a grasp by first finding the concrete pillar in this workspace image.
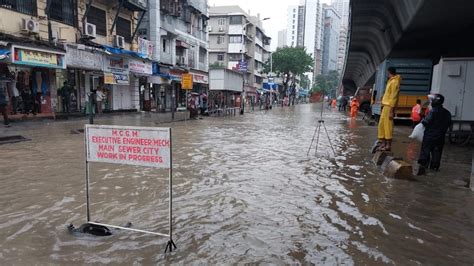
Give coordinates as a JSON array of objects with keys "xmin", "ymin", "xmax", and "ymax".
[{"xmin": 470, "ymin": 151, "xmax": 474, "ymax": 191}]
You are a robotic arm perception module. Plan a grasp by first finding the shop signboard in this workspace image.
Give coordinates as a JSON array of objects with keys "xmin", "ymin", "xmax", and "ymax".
[
  {"xmin": 182, "ymin": 73, "xmax": 193, "ymax": 90},
  {"xmin": 65, "ymin": 46, "xmax": 103, "ymax": 70},
  {"xmin": 104, "ymin": 73, "xmax": 115, "ymax": 84},
  {"xmin": 191, "ymin": 72, "xmax": 209, "ymax": 84},
  {"xmin": 129, "ymin": 59, "xmax": 153, "ymax": 76},
  {"xmin": 138, "ymin": 38, "xmax": 153, "ymax": 59},
  {"xmin": 12, "ymin": 46, "xmax": 66, "ymax": 69},
  {"xmin": 104, "ymin": 73, "xmax": 129, "ymax": 85},
  {"xmin": 104, "ymin": 56, "xmax": 129, "ymax": 75}
]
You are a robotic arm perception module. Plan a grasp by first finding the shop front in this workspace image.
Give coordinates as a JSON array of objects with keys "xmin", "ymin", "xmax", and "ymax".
[
  {"xmin": 129, "ymin": 58, "xmax": 153, "ymax": 111},
  {"xmin": 0, "ymin": 44, "xmax": 66, "ymax": 119},
  {"xmin": 189, "ymin": 70, "xmax": 209, "ymax": 115},
  {"xmin": 64, "ymin": 45, "xmax": 104, "ymax": 113},
  {"xmin": 149, "ymin": 64, "xmax": 182, "ymax": 113},
  {"xmin": 103, "ymin": 56, "xmax": 137, "ymax": 112}
]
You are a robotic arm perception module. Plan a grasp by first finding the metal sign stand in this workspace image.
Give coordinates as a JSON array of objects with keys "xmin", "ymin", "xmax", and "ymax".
[{"xmin": 82, "ymin": 127, "xmax": 176, "ymax": 253}]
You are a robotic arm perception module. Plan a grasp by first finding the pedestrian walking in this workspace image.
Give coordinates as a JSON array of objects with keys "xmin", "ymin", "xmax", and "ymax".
[
  {"xmin": 60, "ymin": 81, "xmax": 72, "ymax": 113},
  {"xmin": 411, "ymin": 99, "xmax": 423, "ymax": 128},
  {"xmin": 341, "ymin": 97, "xmax": 348, "ymax": 112},
  {"xmin": 331, "ymin": 98, "xmax": 337, "ymax": 108},
  {"xmin": 350, "ymin": 97, "xmax": 360, "ymax": 118},
  {"xmin": 0, "ymin": 84, "xmax": 10, "ymax": 127},
  {"xmin": 417, "ymin": 94, "xmax": 452, "ymax": 171},
  {"xmin": 96, "ymin": 87, "xmax": 104, "ymax": 114},
  {"xmin": 376, "ymin": 67, "xmax": 401, "ymax": 151}
]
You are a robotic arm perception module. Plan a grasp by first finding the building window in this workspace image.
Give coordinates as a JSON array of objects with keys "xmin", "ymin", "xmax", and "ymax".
[
  {"xmin": 162, "ymin": 39, "xmax": 168, "ymax": 53},
  {"xmin": 117, "ymin": 17, "xmax": 132, "ymax": 43},
  {"xmin": 229, "ymin": 35, "xmax": 242, "ymax": 43},
  {"xmin": 228, "ymin": 54, "xmax": 241, "ymax": 61},
  {"xmin": 293, "ymin": 14, "xmax": 295, "ymax": 18},
  {"xmin": 293, "ymin": 8, "xmax": 296, "ymax": 12},
  {"xmin": 229, "ymin": 15, "xmax": 242, "ymax": 25},
  {"xmin": 292, "ymin": 25, "xmax": 295, "ymax": 29},
  {"xmin": 137, "ymin": 28, "xmax": 147, "ymax": 38},
  {"xmin": 217, "ymin": 53, "xmax": 224, "ymax": 61},
  {"xmin": 87, "ymin": 6, "xmax": 106, "ymax": 36},
  {"xmin": 199, "ymin": 47, "xmax": 206, "ymax": 63},
  {"xmin": 48, "ymin": 0, "xmax": 75, "ymax": 26},
  {"xmin": 0, "ymin": 0, "xmax": 37, "ymax": 16},
  {"xmin": 217, "ymin": 35, "xmax": 225, "ymax": 44},
  {"xmin": 218, "ymin": 18, "xmax": 225, "ymax": 26}
]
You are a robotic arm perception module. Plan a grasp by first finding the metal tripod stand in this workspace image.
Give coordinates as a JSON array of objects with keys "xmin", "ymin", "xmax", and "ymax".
[{"xmin": 307, "ymin": 95, "xmax": 336, "ymax": 157}]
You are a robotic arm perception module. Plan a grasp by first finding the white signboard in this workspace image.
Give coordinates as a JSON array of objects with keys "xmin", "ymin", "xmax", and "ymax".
[
  {"xmin": 85, "ymin": 125, "xmax": 171, "ymax": 168},
  {"xmin": 65, "ymin": 46, "xmax": 103, "ymax": 70},
  {"xmin": 129, "ymin": 59, "xmax": 153, "ymax": 75}
]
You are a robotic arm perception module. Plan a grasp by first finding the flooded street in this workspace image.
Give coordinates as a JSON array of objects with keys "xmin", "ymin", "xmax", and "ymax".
[{"xmin": 1, "ymin": 104, "xmax": 474, "ymax": 264}]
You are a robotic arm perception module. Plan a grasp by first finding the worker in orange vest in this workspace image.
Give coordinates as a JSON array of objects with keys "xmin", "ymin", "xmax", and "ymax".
[
  {"xmin": 411, "ymin": 99, "xmax": 422, "ymax": 128},
  {"xmin": 350, "ymin": 97, "xmax": 360, "ymax": 118}
]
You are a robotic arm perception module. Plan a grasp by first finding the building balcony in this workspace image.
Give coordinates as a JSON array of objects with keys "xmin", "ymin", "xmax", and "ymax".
[{"xmin": 228, "ymin": 43, "xmax": 247, "ymax": 54}]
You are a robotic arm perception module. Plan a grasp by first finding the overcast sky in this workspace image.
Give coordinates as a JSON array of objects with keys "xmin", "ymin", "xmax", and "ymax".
[{"xmin": 208, "ymin": 0, "xmax": 331, "ymax": 51}]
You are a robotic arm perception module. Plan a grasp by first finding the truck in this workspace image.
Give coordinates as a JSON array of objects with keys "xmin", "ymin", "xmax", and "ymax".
[
  {"xmin": 431, "ymin": 57, "xmax": 474, "ymax": 144},
  {"xmin": 371, "ymin": 59, "xmax": 433, "ymax": 119},
  {"xmin": 353, "ymin": 86, "xmax": 372, "ymax": 113}
]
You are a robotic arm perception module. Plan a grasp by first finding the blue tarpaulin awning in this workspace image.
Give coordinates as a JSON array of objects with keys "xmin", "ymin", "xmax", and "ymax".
[
  {"xmin": 0, "ymin": 49, "xmax": 10, "ymax": 60},
  {"xmin": 101, "ymin": 45, "xmax": 147, "ymax": 59}
]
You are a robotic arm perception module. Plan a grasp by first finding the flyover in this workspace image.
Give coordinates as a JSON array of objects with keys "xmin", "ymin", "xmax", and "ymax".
[{"xmin": 342, "ymin": 0, "xmax": 474, "ymax": 94}]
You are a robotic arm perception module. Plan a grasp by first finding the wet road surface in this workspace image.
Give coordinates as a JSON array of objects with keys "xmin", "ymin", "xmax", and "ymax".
[{"xmin": 1, "ymin": 104, "xmax": 473, "ymax": 264}]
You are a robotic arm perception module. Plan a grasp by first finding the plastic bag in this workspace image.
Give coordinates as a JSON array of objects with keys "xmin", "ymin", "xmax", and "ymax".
[{"xmin": 409, "ymin": 123, "xmax": 425, "ymax": 142}]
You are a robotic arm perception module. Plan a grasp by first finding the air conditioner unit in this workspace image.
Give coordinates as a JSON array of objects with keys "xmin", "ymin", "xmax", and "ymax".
[
  {"xmin": 206, "ymin": 26, "xmax": 212, "ymax": 32},
  {"xmin": 84, "ymin": 22, "xmax": 96, "ymax": 38},
  {"xmin": 218, "ymin": 27, "xmax": 224, "ymax": 32},
  {"xmin": 114, "ymin": 35, "xmax": 125, "ymax": 48},
  {"xmin": 22, "ymin": 18, "xmax": 39, "ymax": 34}
]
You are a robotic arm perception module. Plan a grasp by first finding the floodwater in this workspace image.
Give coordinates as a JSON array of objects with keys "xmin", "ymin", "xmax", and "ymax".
[{"xmin": 1, "ymin": 104, "xmax": 473, "ymax": 264}]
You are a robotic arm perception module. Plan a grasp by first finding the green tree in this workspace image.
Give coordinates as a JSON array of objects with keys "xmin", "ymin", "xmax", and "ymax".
[
  {"xmin": 314, "ymin": 70, "xmax": 340, "ymax": 97},
  {"xmin": 266, "ymin": 47, "xmax": 313, "ymax": 98}
]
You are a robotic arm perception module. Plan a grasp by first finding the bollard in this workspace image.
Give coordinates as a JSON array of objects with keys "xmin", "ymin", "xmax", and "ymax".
[
  {"xmin": 372, "ymin": 151, "xmax": 394, "ymax": 166},
  {"xmin": 383, "ymin": 160, "xmax": 414, "ymax": 180}
]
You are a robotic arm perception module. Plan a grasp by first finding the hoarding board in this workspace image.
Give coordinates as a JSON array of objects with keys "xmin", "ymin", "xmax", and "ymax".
[{"xmin": 85, "ymin": 125, "xmax": 171, "ymax": 168}]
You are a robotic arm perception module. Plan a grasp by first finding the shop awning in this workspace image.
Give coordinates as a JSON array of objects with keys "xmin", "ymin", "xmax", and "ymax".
[
  {"xmin": 175, "ymin": 40, "xmax": 190, "ymax": 49},
  {"xmin": 0, "ymin": 49, "xmax": 10, "ymax": 60}
]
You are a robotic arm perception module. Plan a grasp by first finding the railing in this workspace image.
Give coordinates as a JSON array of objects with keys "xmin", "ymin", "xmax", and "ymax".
[{"xmin": 0, "ymin": 0, "xmax": 37, "ymax": 16}]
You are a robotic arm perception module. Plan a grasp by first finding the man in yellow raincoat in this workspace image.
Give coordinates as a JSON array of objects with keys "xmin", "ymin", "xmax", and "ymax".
[{"xmin": 377, "ymin": 67, "xmax": 401, "ymax": 151}]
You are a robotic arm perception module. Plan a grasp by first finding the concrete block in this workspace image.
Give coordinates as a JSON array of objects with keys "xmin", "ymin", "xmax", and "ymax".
[
  {"xmin": 383, "ymin": 160, "xmax": 414, "ymax": 180},
  {"xmin": 412, "ymin": 163, "xmax": 426, "ymax": 176},
  {"xmin": 372, "ymin": 151, "xmax": 394, "ymax": 166}
]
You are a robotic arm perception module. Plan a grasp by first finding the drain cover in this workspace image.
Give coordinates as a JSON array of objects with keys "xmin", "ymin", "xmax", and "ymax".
[{"xmin": 0, "ymin": 135, "xmax": 31, "ymax": 145}]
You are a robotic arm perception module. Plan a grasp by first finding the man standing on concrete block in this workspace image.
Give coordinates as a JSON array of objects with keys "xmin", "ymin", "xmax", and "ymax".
[
  {"xmin": 417, "ymin": 94, "xmax": 452, "ymax": 171},
  {"xmin": 377, "ymin": 67, "xmax": 401, "ymax": 152}
]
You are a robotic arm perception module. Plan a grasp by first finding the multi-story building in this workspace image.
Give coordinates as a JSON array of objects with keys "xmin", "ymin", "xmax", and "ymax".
[
  {"xmin": 337, "ymin": 25, "xmax": 348, "ymax": 73},
  {"xmin": 331, "ymin": 0, "xmax": 350, "ymax": 27},
  {"xmin": 286, "ymin": 5, "xmax": 305, "ymax": 48},
  {"xmin": 208, "ymin": 6, "xmax": 271, "ymax": 108},
  {"xmin": 277, "ymin": 29, "xmax": 287, "ymax": 48},
  {"xmin": 303, "ymin": 0, "xmax": 324, "ymax": 80},
  {"xmin": 332, "ymin": 0, "xmax": 350, "ymax": 73},
  {"xmin": 322, "ymin": 4, "xmax": 341, "ymax": 74},
  {"xmin": 139, "ymin": 0, "xmax": 209, "ymax": 113},
  {"xmin": 0, "ymin": 0, "xmax": 150, "ymax": 118}
]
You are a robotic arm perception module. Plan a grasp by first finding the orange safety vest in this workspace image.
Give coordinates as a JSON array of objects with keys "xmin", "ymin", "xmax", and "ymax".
[{"xmin": 411, "ymin": 104, "xmax": 422, "ymax": 122}]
